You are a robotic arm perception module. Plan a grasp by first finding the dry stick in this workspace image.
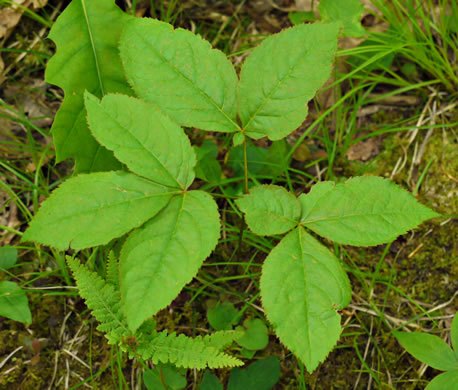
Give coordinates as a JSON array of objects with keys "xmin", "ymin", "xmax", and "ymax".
[
  {"xmin": 3, "ymin": 3, "xmax": 62, "ymax": 77},
  {"xmin": 0, "ymin": 346, "xmax": 23, "ymax": 370},
  {"xmin": 354, "ymin": 318, "xmax": 374, "ymax": 389},
  {"xmin": 48, "ymin": 351, "xmax": 60, "ymax": 390},
  {"xmin": 390, "ymin": 92, "xmax": 435, "ymax": 179},
  {"xmin": 211, "ymin": 0, "xmax": 246, "ymax": 47}
]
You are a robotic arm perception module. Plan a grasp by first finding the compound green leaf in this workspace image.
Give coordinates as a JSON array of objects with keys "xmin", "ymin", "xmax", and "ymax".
[
  {"xmin": 22, "ymin": 171, "xmax": 176, "ymax": 250},
  {"xmin": 136, "ymin": 331, "xmax": 242, "ymax": 369},
  {"xmin": 426, "ymin": 370, "xmax": 458, "ymax": 390},
  {"xmin": 299, "ymin": 177, "xmax": 439, "ymax": 246},
  {"xmin": 120, "ymin": 191, "xmax": 220, "ymax": 332},
  {"xmin": 200, "ymin": 330, "xmax": 243, "ymax": 350},
  {"xmin": 120, "ymin": 18, "xmax": 239, "ymax": 133},
  {"xmin": 393, "ymin": 331, "xmax": 458, "ymax": 371},
  {"xmin": 85, "ymin": 93, "xmax": 196, "ymax": 189},
  {"xmin": 319, "ymin": 0, "xmax": 366, "ymax": 37},
  {"xmin": 46, "ymin": 0, "xmax": 132, "ymax": 172},
  {"xmin": 261, "ymin": 227, "xmax": 351, "ymax": 372},
  {"xmin": 106, "ymin": 251, "xmax": 119, "ymax": 289},
  {"xmin": 67, "ymin": 257, "xmax": 130, "ymax": 344},
  {"xmin": 0, "ymin": 281, "xmax": 32, "ymax": 324},
  {"xmin": 236, "ymin": 185, "xmax": 301, "ymax": 236},
  {"xmin": 238, "ymin": 23, "xmax": 338, "ymax": 140}
]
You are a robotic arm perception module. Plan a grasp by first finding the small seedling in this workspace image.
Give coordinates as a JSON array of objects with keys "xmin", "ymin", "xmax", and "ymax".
[
  {"xmin": 394, "ymin": 313, "xmax": 458, "ymax": 389},
  {"xmin": 0, "ymin": 247, "xmax": 31, "ymax": 324},
  {"xmin": 21, "ymin": 0, "xmax": 440, "ymax": 379}
]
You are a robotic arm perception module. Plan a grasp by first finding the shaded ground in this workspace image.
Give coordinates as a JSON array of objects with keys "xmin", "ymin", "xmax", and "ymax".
[{"xmin": 0, "ymin": 0, "xmax": 457, "ymax": 389}]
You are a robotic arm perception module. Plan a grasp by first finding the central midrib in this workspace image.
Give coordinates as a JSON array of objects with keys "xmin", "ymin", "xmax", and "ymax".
[
  {"xmin": 81, "ymin": 0, "xmax": 105, "ymax": 96},
  {"xmin": 43, "ymin": 190, "xmax": 178, "ymax": 225},
  {"xmin": 136, "ymin": 193, "xmax": 187, "ymax": 305},
  {"xmin": 302, "ymin": 210, "xmax": 424, "ymax": 224},
  {"xmin": 297, "ymin": 227, "xmax": 313, "ymax": 363}
]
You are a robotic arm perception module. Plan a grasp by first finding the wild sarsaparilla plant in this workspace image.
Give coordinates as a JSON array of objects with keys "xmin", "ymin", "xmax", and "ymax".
[{"xmin": 22, "ymin": 0, "xmax": 439, "ymax": 376}]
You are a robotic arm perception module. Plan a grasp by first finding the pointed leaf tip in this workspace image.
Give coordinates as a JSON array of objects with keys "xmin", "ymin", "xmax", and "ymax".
[
  {"xmin": 121, "ymin": 191, "xmax": 220, "ymax": 332},
  {"xmin": 261, "ymin": 227, "xmax": 351, "ymax": 372},
  {"xmin": 85, "ymin": 93, "xmax": 196, "ymax": 189},
  {"xmin": 300, "ymin": 177, "xmax": 439, "ymax": 246},
  {"xmin": 238, "ymin": 22, "xmax": 339, "ymax": 140},
  {"xmin": 45, "ymin": 0, "xmax": 132, "ymax": 171}
]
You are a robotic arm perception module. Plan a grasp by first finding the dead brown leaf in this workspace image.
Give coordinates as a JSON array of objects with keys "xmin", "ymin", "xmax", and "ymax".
[
  {"xmin": 0, "ymin": 5, "xmax": 24, "ymax": 41},
  {"xmin": 31, "ymin": 0, "xmax": 48, "ymax": 9},
  {"xmin": 3, "ymin": 78, "xmax": 54, "ymax": 128},
  {"xmin": 346, "ymin": 137, "xmax": 381, "ymax": 161},
  {"xmin": 0, "ymin": 0, "xmax": 48, "ymax": 41},
  {"xmin": 294, "ymin": 0, "xmax": 313, "ymax": 11}
]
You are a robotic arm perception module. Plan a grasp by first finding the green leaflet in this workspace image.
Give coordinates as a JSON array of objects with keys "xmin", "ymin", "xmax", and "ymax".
[
  {"xmin": 0, "ymin": 281, "xmax": 32, "ymax": 324},
  {"xmin": 299, "ymin": 177, "xmax": 439, "ymax": 246},
  {"xmin": 235, "ymin": 185, "xmax": 301, "ymax": 236},
  {"xmin": 120, "ymin": 191, "xmax": 220, "ymax": 332},
  {"xmin": 136, "ymin": 331, "xmax": 243, "ymax": 369},
  {"xmin": 22, "ymin": 172, "xmax": 176, "ymax": 250},
  {"xmin": 393, "ymin": 331, "xmax": 458, "ymax": 372},
  {"xmin": 67, "ymin": 258, "xmax": 241, "ymax": 369},
  {"xmin": 67, "ymin": 257, "xmax": 130, "ymax": 344},
  {"xmin": 453, "ymin": 314, "xmax": 458, "ymax": 358},
  {"xmin": 85, "ymin": 93, "xmax": 196, "ymax": 189},
  {"xmin": 120, "ymin": 18, "xmax": 239, "ymax": 133},
  {"xmin": 46, "ymin": 0, "xmax": 132, "ymax": 172},
  {"xmin": 238, "ymin": 23, "xmax": 339, "ymax": 140},
  {"xmin": 318, "ymin": 0, "xmax": 366, "ymax": 37},
  {"xmin": 200, "ymin": 330, "xmax": 243, "ymax": 350},
  {"xmin": 260, "ymin": 227, "xmax": 351, "ymax": 372},
  {"xmin": 426, "ymin": 370, "xmax": 458, "ymax": 390}
]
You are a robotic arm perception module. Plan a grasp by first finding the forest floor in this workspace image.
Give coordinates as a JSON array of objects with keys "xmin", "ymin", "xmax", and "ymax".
[{"xmin": 0, "ymin": 0, "xmax": 457, "ymax": 389}]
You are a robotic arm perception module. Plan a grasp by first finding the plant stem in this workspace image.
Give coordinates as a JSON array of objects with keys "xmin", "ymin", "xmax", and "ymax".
[
  {"xmin": 243, "ymin": 135, "xmax": 249, "ymax": 194},
  {"xmin": 237, "ymin": 135, "xmax": 249, "ymax": 252}
]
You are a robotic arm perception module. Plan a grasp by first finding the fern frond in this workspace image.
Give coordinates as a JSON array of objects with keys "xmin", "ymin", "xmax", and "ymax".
[
  {"xmin": 136, "ymin": 331, "xmax": 243, "ymax": 369},
  {"xmin": 67, "ymin": 256, "xmax": 131, "ymax": 344},
  {"xmin": 105, "ymin": 251, "xmax": 119, "ymax": 288},
  {"xmin": 199, "ymin": 330, "xmax": 243, "ymax": 350}
]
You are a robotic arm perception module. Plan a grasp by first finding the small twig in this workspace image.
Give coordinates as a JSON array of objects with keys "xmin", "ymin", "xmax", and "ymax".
[
  {"xmin": 62, "ymin": 349, "xmax": 90, "ymax": 369},
  {"xmin": 0, "ymin": 346, "xmax": 23, "ymax": 370}
]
